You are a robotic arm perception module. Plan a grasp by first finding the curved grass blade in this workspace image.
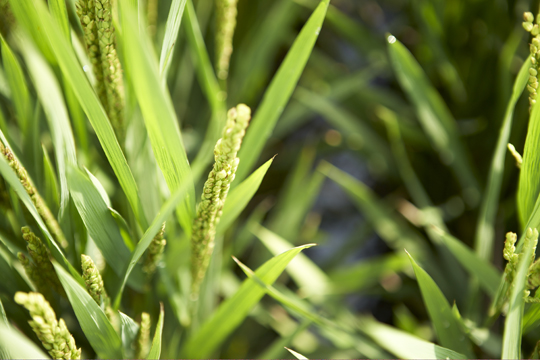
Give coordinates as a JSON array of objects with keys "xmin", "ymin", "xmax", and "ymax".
[
  {"xmin": 0, "ymin": 35, "xmax": 31, "ymax": 135},
  {"xmin": 387, "ymin": 36, "xmax": 479, "ymax": 204},
  {"xmin": 7, "ymin": 0, "xmax": 55, "ymax": 63},
  {"xmin": 119, "ymin": 312, "xmax": 140, "ymax": 357},
  {"xmin": 232, "ymin": 256, "xmax": 395, "ymax": 359},
  {"xmin": 185, "ymin": 0, "xmax": 227, "ymax": 171},
  {"xmin": 17, "ymin": 33, "xmax": 77, "ymax": 221},
  {"xmin": 253, "ymin": 225, "xmax": 329, "ymax": 297},
  {"xmin": 235, "ymin": 0, "xmax": 330, "ymax": 183},
  {"xmin": 230, "ymin": 0, "xmax": 297, "ymax": 104},
  {"xmin": 183, "ymin": 0, "xmax": 222, "ymax": 114},
  {"xmin": 53, "ymin": 262, "xmax": 123, "ymax": 359},
  {"xmin": 42, "ymin": 146, "xmax": 60, "ymax": 213},
  {"xmin": 67, "ymin": 165, "xmax": 131, "ymax": 277},
  {"xmin": 48, "ymin": 0, "xmax": 70, "ymax": 39},
  {"xmin": 182, "ymin": 244, "xmax": 315, "ymax": 358},
  {"xmin": 120, "ymin": 0, "xmax": 195, "ymax": 234},
  {"xmin": 267, "ymin": 147, "xmax": 324, "ymax": 240},
  {"xmin": 159, "ymin": 0, "xmax": 187, "ymax": 78},
  {"xmin": 518, "ymin": 93, "xmax": 540, "ymax": 226},
  {"xmin": 432, "ymin": 227, "xmax": 501, "ymax": 297},
  {"xmin": 13, "ymin": 0, "xmax": 147, "ymax": 229},
  {"xmin": 0, "ymin": 147, "xmax": 82, "ymax": 283},
  {"xmin": 358, "ymin": 316, "xmax": 467, "ymax": 359},
  {"xmin": 475, "ymin": 58, "xmax": 529, "ymax": 260},
  {"xmin": 407, "ymin": 251, "xmax": 474, "ymax": 357},
  {"xmin": 0, "ymin": 324, "xmax": 50, "ymax": 359},
  {"xmin": 217, "ymin": 157, "xmax": 274, "ymax": 234},
  {"xmin": 147, "ymin": 303, "xmax": 164, "ymax": 359},
  {"xmin": 501, "ymin": 229, "xmax": 537, "ymax": 359}
]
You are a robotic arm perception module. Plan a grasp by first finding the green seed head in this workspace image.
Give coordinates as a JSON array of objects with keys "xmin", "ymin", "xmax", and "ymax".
[
  {"xmin": 190, "ymin": 104, "xmax": 251, "ymax": 299},
  {"xmin": 81, "ymin": 254, "xmax": 106, "ymax": 305},
  {"xmin": 15, "ymin": 292, "xmax": 81, "ymax": 359}
]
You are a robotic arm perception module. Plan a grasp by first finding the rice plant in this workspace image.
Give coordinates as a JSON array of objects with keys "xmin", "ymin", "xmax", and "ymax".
[{"xmin": 0, "ymin": 0, "xmax": 539, "ymax": 358}]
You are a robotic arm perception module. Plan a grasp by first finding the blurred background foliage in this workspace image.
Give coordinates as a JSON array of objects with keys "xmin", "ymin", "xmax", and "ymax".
[{"xmin": 0, "ymin": 0, "xmax": 537, "ymax": 358}]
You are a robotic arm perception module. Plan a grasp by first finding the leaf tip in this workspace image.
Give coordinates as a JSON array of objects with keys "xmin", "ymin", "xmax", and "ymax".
[{"xmin": 386, "ymin": 33, "xmax": 397, "ymax": 44}]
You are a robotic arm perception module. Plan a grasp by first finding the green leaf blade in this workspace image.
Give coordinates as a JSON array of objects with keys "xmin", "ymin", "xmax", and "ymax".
[
  {"xmin": 67, "ymin": 166, "xmax": 131, "ymax": 277},
  {"xmin": 147, "ymin": 303, "xmax": 165, "ymax": 359},
  {"xmin": 475, "ymin": 58, "xmax": 529, "ymax": 259},
  {"xmin": 217, "ymin": 157, "xmax": 274, "ymax": 234},
  {"xmin": 235, "ymin": 0, "xmax": 330, "ymax": 183},
  {"xmin": 502, "ymin": 229, "xmax": 537, "ymax": 359},
  {"xmin": 407, "ymin": 251, "xmax": 474, "ymax": 357},
  {"xmin": 53, "ymin": 262, "xmax": 123, "ymax": 359},
  {"xmin": 0, "ymin": 324, "xmax": 50, "ymax": 359},
  {"xmin": 387, "ymin": 36, "xmax": 479, "ymax": 204},
  {"xmin": 159, "ymin": 0, "xmax": 187, "ymax": 78},
  {"xmin": 434, "ymin": 227, "xmax": 501, "ymax": 297},
  {"xmin": 359, "ymin": 316, "xmax": 467, "ymax": 359},
  {"xmin": 182, "ymin": 244, "xmax": 315, "ymax": 358},
  {"xmin": 120, "ymin": 0, "xmax": 195, "ymax": 234}
]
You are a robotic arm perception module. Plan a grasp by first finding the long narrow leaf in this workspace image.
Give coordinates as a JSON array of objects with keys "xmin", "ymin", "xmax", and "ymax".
[
  {"xmin": 0, "ymin": 324, "xmax": 50, "ymax": 359},
  {"xmin": 432, "ymin": 227, "xmax": 501, "ymax": 297},
  {"xmin": 502, "ymin": 229, "xmax": 537, "ymax": 359},
  {"xmin": 407, "ymin": 251, "xmax": 474, "ymax": 356},
  {"xmin": 254, "ymin": 225, "xmax": 329, "ymax": 297},
  {"xmin": 217, "ymin": 157, "xmax": 274, "ymax": 234},
  {"xmin": 184, "ymin": 0, "xmax": 227, "ymax": 171},
  {"xmin": 17, "ymin": 33, "xmax": 77, "ymax": 220},
  {"xmin": 182, "ymin": 244, "xmax": 315, "ymax": 358},
  {"xmin": 48, "ymin": 0, "xmax": 70, "ymax": 39},
  {"xmin": 53, "ymin": 262, "xmax": 124, "ymax": 359},
  {"xmin": 147, "ymin": 303, "xmax": 165, "ymax": 359},
  {"xmin": 114, "ymin": 166, "xmax": 202, "ymax": 308},
  {"xmin": 7, "ymin": 0, "xmax": 55, "ymax": 62},
  {"xmin": 159, "ymin": 0, "xmax": 187, "ymax": 78},
  {"xmin": 518, "ymin": 92, "xmax": 540, "ymax": 226},
  {"xmin": 120, "ymin": 0, "xmax": 195, "ymax": 234},
  {"xmin": 234, "ymin": 256, "xmax": 389, "ymax": 359},
  {"xmin": 119, "ymin": 312, "xmax": 140, "ymax": 357},
  {"xmin": 475, "ymin": 58, "xmax": 529, "ymax": 259},
  {"xmin": 235, "ymin": 0, "xmax": 330, "ymax": 183},
  {"xmin": 67, "ymin": 165, "xmax": 131, "ymax": 277},
  {"xmin": 358, "ymin": 316, "xmax": 467, "ymax": 359},
  {"xmin": 387, "ymin": 36, "xmax": 479, "ymax": 203},
  {"xmin": 0, "ymin": 35, "xmax": 31, "ymax": 134}
]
